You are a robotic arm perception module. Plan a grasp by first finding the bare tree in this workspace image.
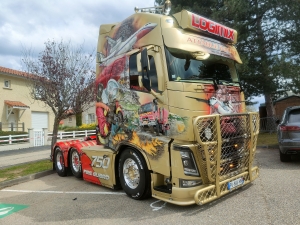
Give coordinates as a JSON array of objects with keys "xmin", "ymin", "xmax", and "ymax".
[{"xmin": 22, "ymin": 40, "xmax": 95, "ymax": 154}]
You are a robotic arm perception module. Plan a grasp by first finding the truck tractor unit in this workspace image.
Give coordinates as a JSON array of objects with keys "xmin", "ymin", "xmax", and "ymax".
[{"xmin": 51, "ymin": 1, "xmax": 259, "ymax": 206}]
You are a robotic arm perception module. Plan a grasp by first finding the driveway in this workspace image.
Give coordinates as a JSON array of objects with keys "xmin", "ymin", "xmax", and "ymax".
[{"xmin": 0, "ymin": 147, "xmax": 299, "ymax": 225}]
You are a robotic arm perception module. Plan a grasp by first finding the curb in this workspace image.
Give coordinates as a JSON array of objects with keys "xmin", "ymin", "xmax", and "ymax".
[{"xmin": 0, "ymin": 170, "xmax": 55, "ymax": 189}]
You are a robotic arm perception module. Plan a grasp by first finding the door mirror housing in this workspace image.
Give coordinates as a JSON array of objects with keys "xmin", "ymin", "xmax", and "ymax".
[{"xmin": 140, "ymin": 48, "xmax": 151, "ymax": 91}]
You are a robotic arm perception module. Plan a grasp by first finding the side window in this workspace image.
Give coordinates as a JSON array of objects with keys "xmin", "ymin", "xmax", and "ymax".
[
  {"xmin": 4, "ymin": 80, "xmax": 11, "ymax": 88},
  {"xmin": 129, "ymin": 53, "xmax": 146, "ymax": 91},
  {"xmin": 129, "ymin": 53, "xmax": 139, "ymax": 88},
  {"xmin": 148, "ymin": 55, "xmax": 158, "ymax": 92}
]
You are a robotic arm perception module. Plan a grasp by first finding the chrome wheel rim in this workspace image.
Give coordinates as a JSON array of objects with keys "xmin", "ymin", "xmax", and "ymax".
[
  {"xmin": 71, "ymin": 150, "xmax": 80, "ymax": 172},
  {"xmin": 123, "ymin": 158, "xmax": 140, "ymax": 189},
  {"xmin": 56, "ymin": 151, "xmax": 63, "ymax": 170}
]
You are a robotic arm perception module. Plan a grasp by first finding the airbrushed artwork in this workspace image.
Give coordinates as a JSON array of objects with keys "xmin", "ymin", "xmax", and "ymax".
[{"xmin": 52, "ymin": 2, "xmax": 259, "ymax": 206}]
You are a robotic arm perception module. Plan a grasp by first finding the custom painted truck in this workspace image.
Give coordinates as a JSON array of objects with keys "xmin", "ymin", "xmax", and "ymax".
[{"xmin": 51, "ymin": 1, "xmax": 259, "ymax": 206}]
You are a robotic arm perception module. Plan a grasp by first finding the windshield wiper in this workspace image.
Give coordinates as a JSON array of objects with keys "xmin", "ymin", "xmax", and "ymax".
[{"xmin": 182, "ymin": 76, "xmax": 219, "ymax": 91}]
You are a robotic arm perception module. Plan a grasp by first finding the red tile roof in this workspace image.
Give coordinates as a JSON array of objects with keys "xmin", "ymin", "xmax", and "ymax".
[
  {"xmin": 4, "ymin": 100, "xmax": 30, "ymax": 108},
  {"xmin": 0, "ymin": 66, "xmax": 34, "ymax": 78}
]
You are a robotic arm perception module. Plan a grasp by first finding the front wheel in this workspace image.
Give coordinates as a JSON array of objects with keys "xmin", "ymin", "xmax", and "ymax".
[
  {"xmin": 54, "ymin": 147, "xmax": 67, "ymax": 177},
  {"xmin": 118, "ymin": 148, "xmax": 151, "ymax": 200},
  {"xmin": 70, "ymin": 148, "xmax": 82, "ymax": 178},
  {"xmin": 279, "ymin": 150, "xmax": 291, "ymax": 162}
]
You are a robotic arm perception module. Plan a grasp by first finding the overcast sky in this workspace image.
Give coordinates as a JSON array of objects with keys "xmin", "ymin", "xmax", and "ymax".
[
  {"xmin": 0, "ymin": 0, "xmax": 264, "ymax": 109},
  {"xmin": 0, "ymin": 0, "xmax": 155, "ymax": 71}
]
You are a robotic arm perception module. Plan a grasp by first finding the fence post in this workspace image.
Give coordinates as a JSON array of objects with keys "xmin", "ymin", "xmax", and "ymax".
[
  {"xmin": 43, "ymin": 128, "xmax": 48, "ymax": 146},
  {"xmin": 60, "ymin": 132, "xmax": 63, "ymax": 139},
  {"xmin": 73, "ymin": 131, "xmax": 75, "ymax": 138},
  {"xmin": 9, "ymin": 135, "xmax": 12, "ymax": 144},
  {"xmin": 28, "ymin": 128, "xmax": 34, "ymax": 147},
  {"xmin": 85, "ymin": 130, "xmax": 87, "ymax": 137}
]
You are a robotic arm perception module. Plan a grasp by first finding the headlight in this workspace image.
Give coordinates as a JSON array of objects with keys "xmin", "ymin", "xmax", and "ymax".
[{"xmin": 180, "ymin": 150, "xmax": 200, "ymax": 177}]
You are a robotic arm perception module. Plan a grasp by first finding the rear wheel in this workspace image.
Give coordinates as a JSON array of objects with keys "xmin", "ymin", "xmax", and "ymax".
[
  {"xmin": 70, "ymin": 148, "xmax": 82, "ymax": 178},
  {"xmin": 118, "ymin": 148, "xmax": 151, "ymax": 200},
  {"xmin": 54, "ymin": 147, "xmax": 67, "ymax": 177},
  {"xmin": 279, "ymin": 150, "xmax": 291, "ymax": 162}
]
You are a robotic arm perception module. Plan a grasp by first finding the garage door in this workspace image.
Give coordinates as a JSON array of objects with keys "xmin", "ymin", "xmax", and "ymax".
[{"xmin": 31, "ymin": 112, "xmax": 48, "ymax": 130}]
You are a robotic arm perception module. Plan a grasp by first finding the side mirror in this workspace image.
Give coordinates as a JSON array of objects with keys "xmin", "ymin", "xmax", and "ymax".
[
  {"xmin": 141, "ymin": 48, "xmax": 151, "ymax": 91},
  {"xmin": 141, "ymin": 48, "xmax": 149, "ymax": 70}
]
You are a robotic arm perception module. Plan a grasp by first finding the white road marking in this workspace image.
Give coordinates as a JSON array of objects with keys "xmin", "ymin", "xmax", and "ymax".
[
  {"xmin": 150, "ymin": 200, "xmax": 167, "ymax": 211},
  {"xmin": 1, "ymin": 190, "xmax": 125, "ymax": 195}
]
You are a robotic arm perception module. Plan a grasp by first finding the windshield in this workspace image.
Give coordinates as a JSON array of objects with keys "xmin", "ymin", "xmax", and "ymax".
[{"xmin": 165, "ymin": 47, "xmax": 238, "ymax": 83}]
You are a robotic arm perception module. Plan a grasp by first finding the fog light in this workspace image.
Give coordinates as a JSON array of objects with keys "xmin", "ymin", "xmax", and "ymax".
[{"xmin": 180, "ymin": 179, "xmax": 202, "ymax": 188}]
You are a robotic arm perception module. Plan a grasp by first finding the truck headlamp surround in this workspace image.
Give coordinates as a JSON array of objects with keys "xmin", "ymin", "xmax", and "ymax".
[{"xmin": 179, "ymin": 149, "xmax": 200, "ymax": 177}]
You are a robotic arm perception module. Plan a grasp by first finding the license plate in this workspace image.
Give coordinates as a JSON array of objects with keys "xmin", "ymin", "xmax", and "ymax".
[{"xmin": 227, "ymin": 177, "xmax": 244, "ymax": 190}]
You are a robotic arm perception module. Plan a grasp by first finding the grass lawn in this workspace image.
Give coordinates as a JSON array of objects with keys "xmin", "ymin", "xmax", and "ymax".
[
  {"xmin": 0, "ymin": 160, "xmax": 53, "ymax": 183},
  {"xmin": 257, "ymin": 132, "xmax": 278, "ymax": 147}
]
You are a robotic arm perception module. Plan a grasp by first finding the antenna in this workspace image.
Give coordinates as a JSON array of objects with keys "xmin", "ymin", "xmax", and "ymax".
[{"xmin": 134, "ymin": 0, "xmax": 171, "ymax": 15}]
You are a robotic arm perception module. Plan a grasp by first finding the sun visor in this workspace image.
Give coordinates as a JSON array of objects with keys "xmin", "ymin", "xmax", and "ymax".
[
  {"xmin": 173, "ymin": 10, "xmax": 238, "ymax": 44},
  {"xmin": 162, "ymin": 28, "xmax": 242, "ymax": 64}
]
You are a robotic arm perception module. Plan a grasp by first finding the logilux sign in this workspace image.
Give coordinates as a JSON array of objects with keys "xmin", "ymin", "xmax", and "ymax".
[{"xmin": 191, "ymin": 13, "xmax": 235, "ymax": 42}]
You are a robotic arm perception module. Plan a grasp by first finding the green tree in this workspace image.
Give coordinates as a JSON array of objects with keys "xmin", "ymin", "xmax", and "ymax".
[{"xmin": 157, "ymin": 0, "xmax": 300, "ymax": 117}]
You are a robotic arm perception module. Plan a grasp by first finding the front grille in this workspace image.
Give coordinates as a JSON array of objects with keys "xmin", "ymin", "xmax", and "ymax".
[{"xmin": 193, "ymin": 113, "xmax": 259, "ymax": 183}]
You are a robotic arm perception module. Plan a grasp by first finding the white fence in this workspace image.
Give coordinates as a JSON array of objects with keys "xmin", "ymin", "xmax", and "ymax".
[
  {"xmin": 0, "ymin": 129, "xmax": 96, "ymax": 150},
  {"xmin": 0, "ymin": 134, "xmax": 30, "ymax": 145},
  {"xmin": 48, "ymin": 130, "xmax": 96, "ymax": 140}
]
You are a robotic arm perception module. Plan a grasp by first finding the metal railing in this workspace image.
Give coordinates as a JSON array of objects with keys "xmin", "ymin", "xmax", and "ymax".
[
  {"xmin": 259, "ymin": 117, "xmax": 279, "ymax": 133},
  {"xmin": 0, "ymin": 122, "xmax": 25, "ymax": 131}
]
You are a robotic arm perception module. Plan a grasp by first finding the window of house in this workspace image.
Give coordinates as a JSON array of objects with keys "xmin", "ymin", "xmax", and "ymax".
[
  {"xmin": 69, "ymin": 117, "xmax": 72, "ymax": 122},
  {"xmin": 88, "ymin": 113, "xmax": 95, "ymax": 123},
  {"xmin": 4, "ymin": 80, "xmax": 11, "ymax": 88}
]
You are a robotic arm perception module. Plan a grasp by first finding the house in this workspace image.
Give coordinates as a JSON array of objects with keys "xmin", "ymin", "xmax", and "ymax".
[
  {"xmin": 60, "ymin": 106, "xmax": 96, "ymax": 127},
  {"xmin": 259, "ymin": 95, "xmax": 300, "ymax": 119},
  {"xmin": 0, "ymin": 66, "xmax": 55, "ymax": 132}
]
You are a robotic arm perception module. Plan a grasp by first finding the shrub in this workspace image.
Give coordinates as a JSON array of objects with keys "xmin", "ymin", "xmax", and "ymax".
[
  {"xmin": 0, "ymin": 131, "xmax": 28, "ymax": 136},
  {"xmin": 63, "ymin": 123, "xmax": 96, "ymax": 131}
]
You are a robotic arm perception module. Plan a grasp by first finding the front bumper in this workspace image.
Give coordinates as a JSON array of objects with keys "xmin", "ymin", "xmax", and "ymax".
[{"xmin": 194, "ymin": 166, "xmax": 259, "ymax": 205}]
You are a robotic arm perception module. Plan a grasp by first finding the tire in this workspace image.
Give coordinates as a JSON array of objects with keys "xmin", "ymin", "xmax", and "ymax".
[
  {"xmin": 118, "ymin": 148, "xmax": 151, "ymax": 200},
  {"xmin": 54, "ymin": 147, "xmax": 67, "ymax": 177},
  {"xmin": 280, "ymin": 150, "xmax": 291, "ymax": 162},
  {"xmin": 70, "ymin": 148, "xmax": 83, "ymax": 178}
]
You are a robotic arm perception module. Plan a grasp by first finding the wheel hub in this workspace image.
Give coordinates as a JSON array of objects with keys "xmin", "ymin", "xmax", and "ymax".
[
  {"xmin": 71, "ymin": 151, "xmax": 80, "ymax": 172},
  {"xmin": 123, "ymin": 158, "xmax": 140, "ymax": 189}
]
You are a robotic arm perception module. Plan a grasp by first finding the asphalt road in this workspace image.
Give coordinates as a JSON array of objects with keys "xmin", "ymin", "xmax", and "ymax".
[{"xmin": 0, "ymin": 147, "xmax": 300, "ymax": 225}]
